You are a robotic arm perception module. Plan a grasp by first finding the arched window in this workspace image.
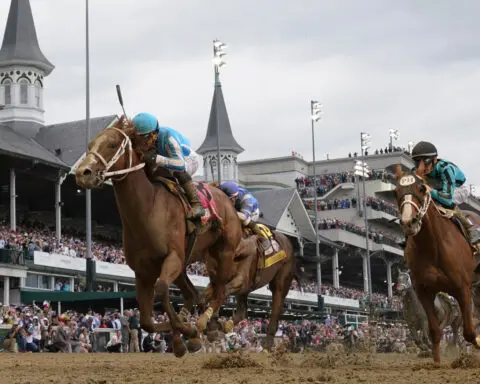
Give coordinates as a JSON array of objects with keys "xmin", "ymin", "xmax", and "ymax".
[
  {"xmin": 2, "ymin": 79, "xmax": 12, "ymax": 105},
  {"xmin": 210, "ymin": 159, "xmax": 217, "ymax": 180},
  {"xmin": 222, "ymin": 159, "xmax": 231, "ymax": 181},
  {"xmin": 19, "ymin": 79, "xmax": 29, "ymax": 105},
  {"xmin": 34, "ymin": 80, "xmax": 41, "ymax": 107}
]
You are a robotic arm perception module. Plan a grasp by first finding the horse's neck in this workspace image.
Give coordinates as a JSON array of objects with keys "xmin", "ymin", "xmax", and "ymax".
[
  {"xmin": 412, "ymin": 205, "xmax": 441, "ymax": 251},
  {"xmin": 113, "ymin": 170, "xmax": 161, "ymax": 234}
]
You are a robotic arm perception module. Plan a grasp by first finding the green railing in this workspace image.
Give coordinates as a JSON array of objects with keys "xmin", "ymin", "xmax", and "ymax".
[{"xmin": 0, "ymin": 249, "xmax": 33, "ymax": 265}]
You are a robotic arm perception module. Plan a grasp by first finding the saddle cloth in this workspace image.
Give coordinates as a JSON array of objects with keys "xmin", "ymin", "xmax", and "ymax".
[
  {"xmin": 244, "ymin": 224, "xmax": 287, "ymax": 270},
  {"xmin": 155, "ymin": 177, "xmax": 222, "ymax": 233}
]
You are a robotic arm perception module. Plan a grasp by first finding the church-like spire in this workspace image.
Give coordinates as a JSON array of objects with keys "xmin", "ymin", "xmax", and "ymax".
[
  {"xmin": 196, "ymin": 81, "xmax": 244, "ymax": 155},
  {"xmin": 0, "ymin": 0, "xmax": 54, "ymax": 74}
]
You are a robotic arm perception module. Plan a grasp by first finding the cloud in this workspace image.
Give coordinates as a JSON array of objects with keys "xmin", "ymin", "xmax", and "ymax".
[{"xmin": 0, "ymin": 0, "xmax": 479, "ymax": 183}]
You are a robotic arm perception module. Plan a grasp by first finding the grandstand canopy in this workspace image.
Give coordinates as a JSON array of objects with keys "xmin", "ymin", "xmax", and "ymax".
[{"xmin": 254, "ymin": 187, "xmax": 339, "ymax": 248}]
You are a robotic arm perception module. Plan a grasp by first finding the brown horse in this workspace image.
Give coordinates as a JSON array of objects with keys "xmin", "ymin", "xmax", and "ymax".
[
  {"xmin": 75, "ymin": 117, "xmax": 243, "ymax": 357},
  {"xmin": 221, "ymin": 228, "xmax": 299, "ymax": 349},
  {"xmin": 393, "ymin": 165, "xmax": 480, "ymax": 362}
]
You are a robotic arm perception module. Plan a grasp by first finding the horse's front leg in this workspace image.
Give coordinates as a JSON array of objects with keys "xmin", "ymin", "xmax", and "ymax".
[
  {"xmin": 154, "ymin": 251, "xmax": 199, "ymax": 357},
  {"xmin": 134, "ymin": 272, "xmax": 156, "ymax": 334},
  {"xmin": 417, "ymin": 290, "xmax": 442, "ymax": 363}
]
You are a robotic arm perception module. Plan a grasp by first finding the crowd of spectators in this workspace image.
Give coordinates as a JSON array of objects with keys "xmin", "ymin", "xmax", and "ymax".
[
  {"xmin": 304, "ymin": 196, "xmax": 398, "ymax": 217},
  {"xmin": 1, "ymin": 302, "xmax": 412, "ymax": 354},
  {"xmin": 316, "ymin": 218, "xmax": 403, "ymax": 248},
  {"xmin": 296, "ymin": 169, "xmax": 395, "ymax": 199},
  {"xmin": 0, "ymin": 220, "xmax": 403, "ymax": 311}
]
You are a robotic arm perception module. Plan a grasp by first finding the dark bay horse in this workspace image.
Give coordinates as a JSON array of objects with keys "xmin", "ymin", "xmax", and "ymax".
[
  {"xmin": 75, "ymin": 117, "xmax": 243, "ymax": 357},
  {"xmin": 397, "ymin": 269, "xmax": 463, "ymax": 352},
  {"xmin": 221, "ymin": 228, "xmax": 299, "ymax": 349},
  {"xmin": 393, "ymin": 165, "xmax": 480, "ymax": 362}
]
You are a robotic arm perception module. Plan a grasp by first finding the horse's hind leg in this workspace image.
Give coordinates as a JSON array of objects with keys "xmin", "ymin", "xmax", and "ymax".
[
  {"xmin": 455, "ymin": 284, "xmax": 480, "ymax": 348},
  {"xmin": 173, "ymin": 272, "xmax": 203, "ymax": 353},
  {"xmin": 233, "ymin": 294, "xmax": 248, "ymax": 325},
  {"xmin": 417, "ymin": 290, "xmax": 442, "ymax": 362},
  {"xmin": 266, "ymin": 267, "xmax": 293, "ymax": 351}
]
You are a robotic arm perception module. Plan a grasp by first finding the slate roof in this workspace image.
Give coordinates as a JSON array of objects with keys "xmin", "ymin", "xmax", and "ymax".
[
  {"xmin": 0, "ymin": 124, "xmax": 68, "ymax": 168},
  {"xmin": 35, "ymin": 115, "xmax": 117, "ymax": 167},
  {"xmin": 253, "ymin": 187, "xmax": 341, "ymax": 247},
  {"xmin": 254, "ymin": 188, "xmax": 296, "ymax": 228},
  {"xmin": 0, "ymin": 0, "xmax": 54, "ymax": 74},
  {"xmin": 196, "ymin": 84, "xmax": 244, "ymax": 155}
]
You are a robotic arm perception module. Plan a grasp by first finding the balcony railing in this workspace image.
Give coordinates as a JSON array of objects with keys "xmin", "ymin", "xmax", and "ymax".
[{"xmin": 0, "ymin": 249, "xmax": 33, "ymax": 266}]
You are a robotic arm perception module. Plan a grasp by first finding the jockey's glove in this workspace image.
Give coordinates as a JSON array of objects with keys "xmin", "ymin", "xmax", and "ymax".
[{"xmin": 143, "ymin": 149, "xmax": 157, "ymax": 165}]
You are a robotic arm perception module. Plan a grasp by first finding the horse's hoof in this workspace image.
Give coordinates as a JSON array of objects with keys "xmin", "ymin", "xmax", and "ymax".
[
  {"xmin": 475, "ymin": 335, "xmax": 480, "ymax": 348},
  {"xmin": 187, "ymin": 338, "xmax": 203, "ymax": 353},
  {"xmin": 173, "ymin": 338, "xmax": 187, "ymax": 358},
  {"xmin": 196, "ymin": 317, "xmax": 208, "ymax": 332},
  {"xmin": 223, "ymin": 319, "xmax": 234, "ymax": 333}
]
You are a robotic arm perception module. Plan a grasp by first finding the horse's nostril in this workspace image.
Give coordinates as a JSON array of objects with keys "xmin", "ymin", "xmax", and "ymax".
[{"xmin": 82, "ymin": 168, "xmax": 92, "ymax": 177}]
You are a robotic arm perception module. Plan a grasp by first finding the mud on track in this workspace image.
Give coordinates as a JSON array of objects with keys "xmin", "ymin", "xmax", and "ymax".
[{"xmin": 1, "ymin": 351, "xmax": 480, "ymax": 384}]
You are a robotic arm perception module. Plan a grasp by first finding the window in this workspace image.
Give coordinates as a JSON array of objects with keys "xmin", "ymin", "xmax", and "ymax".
[
  {"xmin": 210, "ymin": 159, "xmax": 217, "ymax": 180},
  {"xmin": 26, "ymin": 273, "xmax": 50, "ymax": 289},
  {"xmin": 222, "ymin": 159, "xmax": 231, "ymax": 181},
  {"xmin": 34, "ymin": 80, "xmax": 41, "ymax": 107},
  {"xmin": 3, "ymin": 79, "xmax": 11, "ymax": 105},
  {"xmin": 19, "ymin": 79, "xmax": 29, "ymax": 104}
]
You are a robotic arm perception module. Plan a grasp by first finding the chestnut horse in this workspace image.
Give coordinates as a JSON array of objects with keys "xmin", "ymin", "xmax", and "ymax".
[
  {"xmin": 393, "ymin": 165, "xmax": 480, "ymax": 362},
  {"xmin": 75, "ymin": 117, "xmax": 243, "ymax": 357},
  {"xmin": 222, "ymin": 230, "xmax": 299, "ymax": 349}
]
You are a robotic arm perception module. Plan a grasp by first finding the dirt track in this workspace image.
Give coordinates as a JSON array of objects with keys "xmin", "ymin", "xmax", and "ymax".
[{"xmin": 1, "ymin": 351, "xmax": 480, "ymax": 384}]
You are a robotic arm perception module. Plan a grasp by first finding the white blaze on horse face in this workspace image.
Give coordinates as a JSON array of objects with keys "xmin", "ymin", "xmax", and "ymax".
[{"xmin": 401, "ymin": 195, "xmax": 413, "ymax": 224}]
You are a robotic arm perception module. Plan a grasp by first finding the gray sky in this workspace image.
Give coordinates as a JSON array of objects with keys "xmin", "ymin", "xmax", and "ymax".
[{"xmin": 1, "ymin": 0, "xmax": 479, "ymax": 188}]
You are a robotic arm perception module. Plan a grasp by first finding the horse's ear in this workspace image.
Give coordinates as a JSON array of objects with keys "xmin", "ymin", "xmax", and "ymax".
[
  {"xmin": 209, "ymin": 181, "xmax": 219, "ymax": 188},
  {"xmin": 394, "ymin": 164, "xmax": 403, "ymax": 180}
]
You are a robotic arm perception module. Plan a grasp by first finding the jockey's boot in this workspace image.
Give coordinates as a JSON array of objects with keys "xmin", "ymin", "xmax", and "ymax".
[
  {"xmin": 453, "ymin": 207, "xmax": 480, "ymax": 251},
  {"xmin": 181, "ymin": 179, "xmax": 205, "ymax": 220}
]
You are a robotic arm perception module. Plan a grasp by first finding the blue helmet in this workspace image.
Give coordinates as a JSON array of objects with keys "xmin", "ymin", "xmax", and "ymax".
[
  {"xmin": 132, "ymin": 112, "xmax": 159, "ymax": 135},
  {"xmin": 219, "ymin": 181, "xmax": 239, "ymax": 198}
]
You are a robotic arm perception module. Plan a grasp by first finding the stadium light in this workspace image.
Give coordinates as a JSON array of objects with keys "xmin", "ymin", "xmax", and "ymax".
[
  {"xmin": 358, "ymin": 132, "xmax": 373, "ymax": 298},
  {"xmin": 213, "ymin": 39, "xmax": 227, "ymax": 69},
  {"xmin": 389, "ymin": 129, "xmax": 399, "ymax": 150},
  {"xmin": 407, "ymin": 141, "xmax": 415, "ymax": 155},
  {"xmin": 311, "ymin": 101, "xmax": 323, "ymax": 122},
  {"xmin": 310, "ymin": 100, "xmax": 323, "ymax": 289},
  {"xmin": 212, "ymin": 38, "xmax": 228, "ymax": 184}
]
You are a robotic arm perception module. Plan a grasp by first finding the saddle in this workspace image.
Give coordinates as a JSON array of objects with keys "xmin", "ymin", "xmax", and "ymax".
[{"xmin": 153, "ymin": 176, "xmax": 222, "ymax": 236}]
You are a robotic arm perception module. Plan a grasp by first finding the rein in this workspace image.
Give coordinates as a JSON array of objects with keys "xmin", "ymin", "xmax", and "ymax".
[{"xmin": 88, "ymin": 127, "xmax": 145, "ymax": 182}]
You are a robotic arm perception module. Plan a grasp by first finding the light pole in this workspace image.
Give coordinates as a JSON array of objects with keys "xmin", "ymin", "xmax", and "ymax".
[
  {"xmin": 212, "ymin": 39, "xmax": 227, "ymax": 184},
  {"xmin": 360, "ymin": 132, "xmax": 373, "ymax": 295},
  {"xmin": 311, "ymin": 100, "xmax": 323, "ymax": 291},
  {"xmin": 388, "ymin": 129, "xmax": 399, "ymax": 151}
]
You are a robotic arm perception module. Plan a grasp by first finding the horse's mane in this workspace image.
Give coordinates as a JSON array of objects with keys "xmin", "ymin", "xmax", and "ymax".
[{"xmin": 113, "ymin": 115, "xmax": 150, "ymax": 157}]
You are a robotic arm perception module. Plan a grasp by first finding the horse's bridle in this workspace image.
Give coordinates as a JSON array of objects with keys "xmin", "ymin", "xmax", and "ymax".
[
  {"xmin": 88, "ymin": 127, "xmax": 145, "ymax": 182},
  {"xmin": 397, "ymin": 175, "xmax": 432, "ymax": 235}
]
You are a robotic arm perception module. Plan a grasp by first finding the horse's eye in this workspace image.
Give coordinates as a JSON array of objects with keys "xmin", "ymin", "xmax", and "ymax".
[
  {"xmin": 109, "ymin": 143, "xmax": 116, "ymax": 149},
  {"xmin": 420, "ymin": 185, "xmax": 426, "ymax": 193}
]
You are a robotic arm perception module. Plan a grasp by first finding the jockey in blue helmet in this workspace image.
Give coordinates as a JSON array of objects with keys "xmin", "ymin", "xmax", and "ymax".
[
  {"xmin": 410, "ymin": 141, "xmax": 480, "ymax": 252},
  {"xmin": 131, "ymin": 112, "xmax": 205, "ymax": 219},
  {"xmin": 218, "ymin": 181, "xmax": 271, "ymax": 239}
]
